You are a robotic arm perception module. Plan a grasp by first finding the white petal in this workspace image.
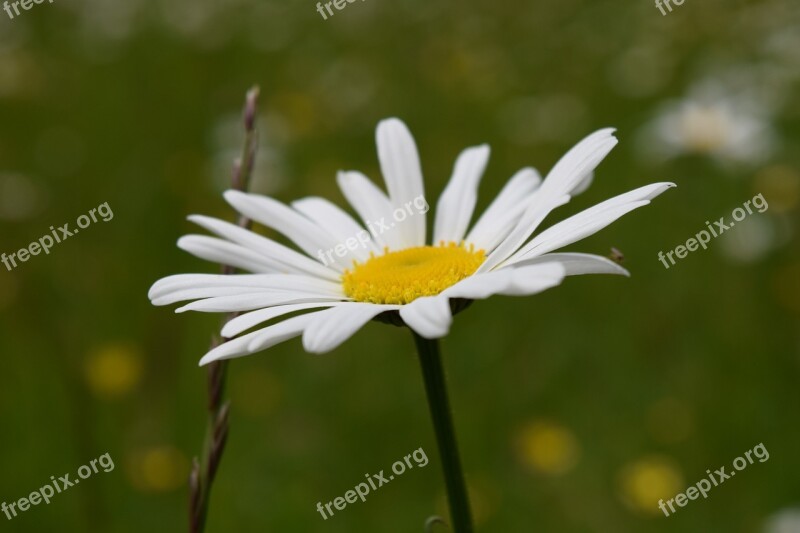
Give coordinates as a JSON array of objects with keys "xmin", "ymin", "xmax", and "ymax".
[
  {"xmin": 440, "ymin": 270, "xmax": 514, "ymax": 300},
  {"xmin": 154, "ymin": 286, "xmax": 268, "ymax": 306},
  {"xmin": 443, "ymin": 262, "xmax": 566, "ymax": 299},
  {"xmin": 177, "ymin": 235, "xmax": 278, "ymax": 273},
  {"xmin": 376, "ymin": 118, "xmax": 427, "ymax": 247},
  {"xmin": 247, "ymin": 312, "xmax": 323, "ymax": 353},
  {"xmin": 291, "ymin": 197, "xmax": 380, "ymax": 260},
  {"xmin": 149, "ymin": 273, "xmax": 344, "ymax": 305},
  {"xmin": 199, "ymin": 313, "xmax": 319, "ymax": 365},
  {"xmin": 466, "ymin": 167, "xmax": 541, "ymax": 252},
  {"xmin": 198, "ymin": 328, "xmax": 267, "ymax": 366},
  {"xmin": 221, "ymin": 302, "xmax": 340, "ymax": 338},
  {"xmin": 223, "ymin": 190, "xmax": 345, "ymax": 269},
  {"xmin": 537, "ymin": 128, "xmax": 618, "ymax": 201},
  {"xmin": 175, "ymin": 292, "xmax": 344, "ymax": 313},
  {"xmin": 399, "ymin": 296, "xmax": 453, "ymax": 339},
  {"xmin": 187, "ymin": 215, "xmax": 340, "ymax": 281},
  {"xmin": 336, "ymin": 170, "xmax": 404, "ymax": 250},
  {"xmin": 149, "ymin": 273, "xmax": 254, "ymax": 300},
  {"xmin": 477, "ymin": 193, "xmax": 571, "ymax": 270},
  {"xmin": 572, "ymin": 171, "xmax": 594, "ymax": 195},
  {"xmin": 509, "ymin": 252, "xmax": 630, "ymax": 277},
  {"xmin": 302, "ymin": 303, "xmax": 396, "ymax": 354},
  {"xmin": 505, "ymin": 182, "xmax": 676, "ymax": 265},
  {"xmin": 480, "ymin": 129, "xmax": 618, "ymax": 272},
  {"xmin": 503, "ymin": 262, "xmax": 566, "ymax": 295},
  {"xmin": 433, "ymin": 144, "xmax": 490, "ymax": 244}
]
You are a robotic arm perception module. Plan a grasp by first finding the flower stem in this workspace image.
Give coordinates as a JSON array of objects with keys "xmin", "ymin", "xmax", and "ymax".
[
  {"xmin": 189, "ymin": 86, "xmax": 260, "ymax": 533},
  {"xmin": 412, "ymin": 332, "xmax": 474, "ymax": 533}
]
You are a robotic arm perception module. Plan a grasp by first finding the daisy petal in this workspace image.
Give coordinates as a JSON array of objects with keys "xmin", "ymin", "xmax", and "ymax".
[
  {"xmin": 399, "ymin": 296, "xmax": 453, "ymax": 339},
  {"xmin": 433, "ymin": 144, "xmax": 490, "ymax": 244},
  {"xmin": 572, "ymin": 171, "xmax": 594, "ymax": 195},
  {"xmin": 149, "ymin": 273, "xmax": 344, "ymax": 305},
  {"xmin": 188, "ymin": 215, "xmax": 340, "ymax": 281},
  {"xmin": 199, "ymin": 313, "xmax": 320, "ymax": 365},
  {"xmin": 504, "ymin": 262, "xmax": 567, "ymax": 295},
  {"xmin": 505, "ymin": 182, "xmax": 676, "ymax": 265},
  {"xmin": 441, "ymin": 270, "xmax": 514, "ymax": 300},
  {"xmin": 376, "ymin": 118, "xmax": 427, "ymax": 247},
  {"xmin": 247, "ymin": 313, "xmax": 323, "ymax": 353},
  {"xmin": 510, "ymin": 252, "xmax": 630, "ymax": 277},
  {"xmin": 178, "ymin": 235, "xmax": 279, "ymax": 273},
  {"xmin": 466, "ymin": 167, "xmax": 541, "ymax": 252},
  {"xmin": 153, "ymin": 286, "xmax": 268, "ymax": 306},
  {"xmin": 222, "ymin": 302, "xmax": 340, "ymax": 338},
  {"xmin": 537, "ymin": 128, "xmax": 619, "ymax": 201},
  {"xmin": 198, "ymin": 328, "xmax": 267, "ymax": 366},
  {"xmin": 302, "ymin": 303, "xmax": 397, "ymax": 354},
  {"xmin": 223, "ymin": 190, "xmax": 344, "ymax": 268},
  {"xmin": 480, "ymin": 129, "xmax": 618, "ymax": 272},
  {"xmin": 175, "ymin": 292, "xmax": 344, "ymax": 314},
  {"xmin": 443, "ymin": 262, "xmax": 565, "ymax": 299},
  {"xmin": 337, "ymin": 170, "xmax": 404, "ymax": 250},
  {"xmin": 292, "ymin": 197, "xmax": 381, "ymax": 260}
]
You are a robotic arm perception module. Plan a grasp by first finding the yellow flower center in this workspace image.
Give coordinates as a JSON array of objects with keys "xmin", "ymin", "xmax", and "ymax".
[{"xmin": 342, "ymin": 242, "xmax": 485, "ymax": 305}]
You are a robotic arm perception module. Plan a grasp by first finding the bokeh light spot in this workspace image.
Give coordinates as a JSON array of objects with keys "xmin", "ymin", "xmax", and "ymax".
[
  {"xmin": 618, "ymin": 456, "xmax": 683, "ymax": 515},
  {"xmin": 515, "ymin": 420, "xmax": 581, "ymax": 476},
  {"xmin": 84, "ymin": 343, "xmax": 143, "ymax": 398},
  {"xmin": 128, "ymin": 446, "xmax": 190, "ymax": 493}
]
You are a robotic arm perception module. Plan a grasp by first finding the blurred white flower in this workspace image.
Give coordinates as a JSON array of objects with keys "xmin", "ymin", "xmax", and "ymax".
[
  {"xmin": 640, "ymin": 86, "xmax": 777, "ymax": 166},
  {"xmin": 719, "ymin": 215, "xmax": 776, "ymax": 263},
  {"xmin": 0, "ymin": 173, "xmax": 47, "ymax": 221},
  {"xmin": 764, "ymin": 507, "xmax": 800, "ymax": 533}
]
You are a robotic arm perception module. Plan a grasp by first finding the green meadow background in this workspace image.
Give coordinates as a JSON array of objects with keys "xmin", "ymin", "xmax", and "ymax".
[{"xmin": 1, "ymin": 0, "xmax": 799, "ymax": 531}]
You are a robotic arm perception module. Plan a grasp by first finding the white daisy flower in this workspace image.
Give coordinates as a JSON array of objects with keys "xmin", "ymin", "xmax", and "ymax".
[{"xmin": 149, "ymin": 118, "xmax": 674, "ymax": 365}]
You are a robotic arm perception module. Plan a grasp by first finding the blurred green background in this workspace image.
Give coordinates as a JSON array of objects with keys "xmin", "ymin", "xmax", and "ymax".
[{"xmin": 1, "ymin": 0, "xmax": 799, "ymax": 531}]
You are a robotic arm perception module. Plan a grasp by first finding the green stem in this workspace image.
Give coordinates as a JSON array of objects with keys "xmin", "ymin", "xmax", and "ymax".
[{"xmin": 412, "ymin": 332, "xmax": 474, "ymax": 533}]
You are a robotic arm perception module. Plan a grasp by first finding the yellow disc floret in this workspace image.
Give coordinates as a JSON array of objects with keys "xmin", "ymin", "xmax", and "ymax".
[{"xmin": 342, "ymin": 242, "xmax": 486, "ymax": 305}]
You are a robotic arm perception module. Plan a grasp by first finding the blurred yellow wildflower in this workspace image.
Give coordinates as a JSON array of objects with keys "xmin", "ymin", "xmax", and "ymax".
[
  {"xmin": 84, "ymin": 343, "xmax": 143, "ymax": 398},
  {"xmin": 515, "ymin": 420, "xmax": 580, "ymax": 476},
  {"xmin": 618, "ymin": 456, "xmax": 683, "ymax": 515}
]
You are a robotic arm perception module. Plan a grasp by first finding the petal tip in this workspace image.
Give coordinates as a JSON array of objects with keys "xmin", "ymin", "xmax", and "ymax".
[
  {"xmin": 222, "ymin": 189, "xmax": 247, "ymax": 205},
  {"xmin": 377, "ymin": 117, "xmax": 406, "ymax": 129},
  {"xmin": 301, "ymin": 337, "xmax": 327, "ymax": 355}
]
